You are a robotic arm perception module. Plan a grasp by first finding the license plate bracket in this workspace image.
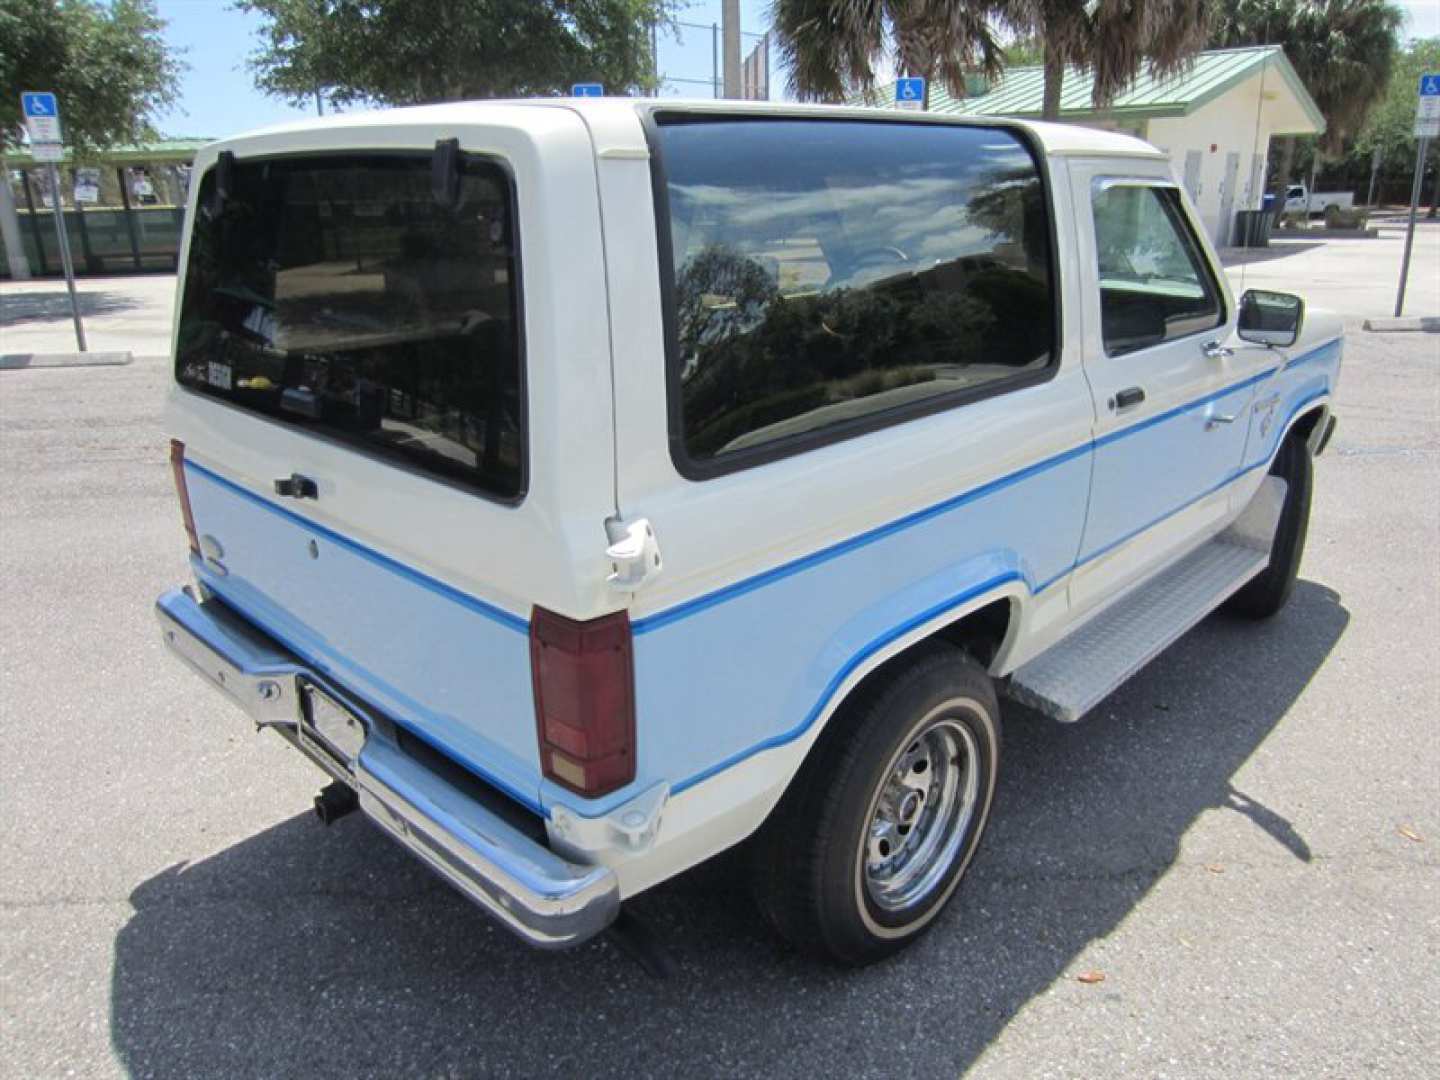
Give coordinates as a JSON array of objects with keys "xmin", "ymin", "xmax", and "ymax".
[{"xmin": 297, "ymin": 683, "xmax": 367, "ymax": 780}]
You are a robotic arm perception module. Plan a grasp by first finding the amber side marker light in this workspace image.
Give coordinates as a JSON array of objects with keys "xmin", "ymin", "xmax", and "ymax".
[
  {"xmin": 530, "ymin": 606, "xmax": 636, "ymax": 798},
  {"xmin": 169, "ymin": 439, "xmax": 200, "ymax": 555}
]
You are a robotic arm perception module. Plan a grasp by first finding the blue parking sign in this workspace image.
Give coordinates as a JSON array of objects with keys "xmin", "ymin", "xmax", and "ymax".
[
  {"xmin": 572, "ymin": 83, "xmax": 604, "ymax": 98},
  {"xmin": 22, "ymin": 91, "xmax": 58, "ymax": 117},
  {"xmin": 895, "ymin": 77, "xmax": 926, "ymax": 111},
  {"xmin": 1421, "ymin": 73, "xmax": 1440, "ymax": 96}
]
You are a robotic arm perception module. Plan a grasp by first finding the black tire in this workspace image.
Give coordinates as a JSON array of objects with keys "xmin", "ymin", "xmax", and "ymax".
[
  {"xmin": 749, "ymin": 642, "xmax": 1001, "ymax": 966},
  {"xmin": 1226, "ymin": 433, "xmax": 1313, "ymax": 619}
]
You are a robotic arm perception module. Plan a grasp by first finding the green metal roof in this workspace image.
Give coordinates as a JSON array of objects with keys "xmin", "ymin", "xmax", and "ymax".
[
  {"xmin": 6, "ymin": 138, "xmax": 211, "ymax": 167},
  {"xmin": 861, "ymin": 46, "xmax": 1324, "ymax": 134}
]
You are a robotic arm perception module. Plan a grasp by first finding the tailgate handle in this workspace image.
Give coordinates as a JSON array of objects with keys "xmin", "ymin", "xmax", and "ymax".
[{"xmin": 274, "ymin": 474, "xmax": 318, "ymax": 500}]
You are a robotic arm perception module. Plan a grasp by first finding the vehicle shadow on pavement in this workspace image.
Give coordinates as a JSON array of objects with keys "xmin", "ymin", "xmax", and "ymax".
[
  {"xmin": 109, "ymin": 581, "xmax": 1348, "ymax": 1079},
  {"xmin": 0, "ymin": 289, "xmax": 144, "ymax": 325}
]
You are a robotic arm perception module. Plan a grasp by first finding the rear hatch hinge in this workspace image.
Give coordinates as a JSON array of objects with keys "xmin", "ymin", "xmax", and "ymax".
[{"xmin": 604, "ymin": 516, "xmax": 662, "ymax": 593}]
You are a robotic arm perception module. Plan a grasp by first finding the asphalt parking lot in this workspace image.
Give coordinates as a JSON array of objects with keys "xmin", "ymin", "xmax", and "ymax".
[{"xmin": 1, "ymin": 229, "xmax": 1437, "ymax": 1078}]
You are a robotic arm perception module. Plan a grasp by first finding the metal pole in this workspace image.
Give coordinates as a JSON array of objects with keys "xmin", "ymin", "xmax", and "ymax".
[
  {"xmin": 712, "ymin": 23, "xmax": 719, "ymax": 99},
  {"xmin": 46, "ymin": 163, "xmax": 86, "ymax": 351},
  {"xmin": 117, "ymin": 167, "xmax": 142, "ymax": 270},
  {"xmin": 1367, "ymin": 146, "xmax": 1382, "ymax": 208},
  {"xmin": 1395, "ymin": 135, "xmax": 1430, "ymax": 317},
  {"xmin": 722, "ymin": 0, "xmax": 741, "ymax": 99},
  {"xmin": 651, "ymin": 21, "xmax": 659, "ymax": 97}
]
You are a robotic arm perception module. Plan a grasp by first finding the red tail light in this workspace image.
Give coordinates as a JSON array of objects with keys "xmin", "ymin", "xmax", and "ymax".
[
  {"xmin": 169, "ymin": 439, "xmax": 200, "ymax": 555},
  {"xmin": 530, "ymin": 606, "xmax": 635, "ymax": 797}
]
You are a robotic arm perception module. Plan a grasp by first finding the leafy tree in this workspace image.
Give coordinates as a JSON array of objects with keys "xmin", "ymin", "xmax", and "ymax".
[
  {"xmin": 0, "ymin": 0, "xmax": 182, "ymax": 153},
  {"xmin": 770, "ymin": 0, "xmax": 1007, "ymax": 106},
  {"xmin": 1212, "ymin": 0, "xmax": 1405, "ymax": 193},
  {"xmin": 1353, "ymin": 37, "xmax": 1440, "ymax": 213},
  {"xmin": 236, "ymin": 0, "xmax": 672, "ymax": 108}
]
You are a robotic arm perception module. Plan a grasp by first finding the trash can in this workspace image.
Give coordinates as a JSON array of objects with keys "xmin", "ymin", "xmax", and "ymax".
[{"xmin": 1233, "ymin": 209, "xmax": 1272, "ymax": 248}]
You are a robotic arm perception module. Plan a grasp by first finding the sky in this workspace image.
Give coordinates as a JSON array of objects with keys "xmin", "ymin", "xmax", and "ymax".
[{"xmin": 153, "ymin": 0, "xmax": 1440, "ymax": 140}]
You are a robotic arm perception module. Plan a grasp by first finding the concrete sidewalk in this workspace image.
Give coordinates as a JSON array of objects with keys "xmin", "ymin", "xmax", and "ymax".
[
  {"xmin": 1220, "ymin": 218, "xmax": 1440, "ymax": 322},
  {"xmin": 1, "ymin": 273, "xmax": 176, "ymax": 358}
]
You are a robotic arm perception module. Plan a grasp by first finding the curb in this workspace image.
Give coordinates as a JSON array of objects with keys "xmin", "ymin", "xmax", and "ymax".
[
  {"xmin": 0, "ymin": 351, "xmax": 133, "ymax": 370},
  {"xmin": 1361, "ymin": 317, "xmax": 1440, "ymax": 333}
]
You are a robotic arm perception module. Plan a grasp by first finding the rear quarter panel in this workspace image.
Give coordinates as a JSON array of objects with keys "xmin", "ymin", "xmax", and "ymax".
[{"xmin": 588, "ymin": 124, "xmax": 1095, "ymax": 822}]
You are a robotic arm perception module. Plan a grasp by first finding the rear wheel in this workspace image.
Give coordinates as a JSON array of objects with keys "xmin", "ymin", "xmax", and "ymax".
[
  {"xmin": 1227, "ymin": 433, "xmax": 1313, "ymax": 619},
  {"xmin": 750, "ymin": 643, "xmax": 1000, "ymax": 966}
]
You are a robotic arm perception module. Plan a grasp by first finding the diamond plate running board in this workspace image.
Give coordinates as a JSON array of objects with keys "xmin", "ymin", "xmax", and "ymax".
[{"xmin": 1007, "ymin": 478, "xmax": 1285, "ymax": 723}]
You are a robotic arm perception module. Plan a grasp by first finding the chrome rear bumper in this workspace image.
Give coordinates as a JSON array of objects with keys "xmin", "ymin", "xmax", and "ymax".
[{"xmin": 155, "ymin": 586, "xmax": 620, "ymax": 949}]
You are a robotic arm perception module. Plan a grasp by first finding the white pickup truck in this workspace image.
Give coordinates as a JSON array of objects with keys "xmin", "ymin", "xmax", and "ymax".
[
  {"xmin": 156, "ymin": 100, "xmax": 1342, "ymax": 966},
  {"xmin": 1283, "ymin": 183, "xmax": 1355, "ymax": 216}
]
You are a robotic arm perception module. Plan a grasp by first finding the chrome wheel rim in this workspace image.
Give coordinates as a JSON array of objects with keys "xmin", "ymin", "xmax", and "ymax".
[{"xmin": 862, "ymin": 715, "xmax": 981, "ymax": 913}]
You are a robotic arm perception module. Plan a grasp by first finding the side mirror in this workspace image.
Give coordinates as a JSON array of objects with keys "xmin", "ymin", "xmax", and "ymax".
[{"xmin": 1237, "ymin": 289, "xmax": 1304, "ymax": 347}]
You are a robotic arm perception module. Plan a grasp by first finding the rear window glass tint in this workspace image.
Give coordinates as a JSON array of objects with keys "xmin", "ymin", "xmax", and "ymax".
[
  {"xmin": 654, "ymin": 117, "xmax": 1056, "ymax": 469},
  {"xmin": 176, "ymin": 153, "xmax": 524, "ymax": 500}
]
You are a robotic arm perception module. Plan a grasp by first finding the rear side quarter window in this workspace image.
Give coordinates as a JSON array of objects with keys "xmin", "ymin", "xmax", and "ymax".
[{"xmin": 650, "ymin": 116, "xmax": 1059, "ymax": 478}]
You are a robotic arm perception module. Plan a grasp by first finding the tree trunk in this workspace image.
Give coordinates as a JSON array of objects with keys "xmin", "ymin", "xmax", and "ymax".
[
  {"xmin": 1273, "ymin": 136, "xmax": 1297, "ymax": 199},
  {"xmin": 1042, "ymin": 43, "xmax": 1064, "ymax": 121},
  {"xmin": 0, "ymin": 154, "xmax": 33, "ymax": 280}
]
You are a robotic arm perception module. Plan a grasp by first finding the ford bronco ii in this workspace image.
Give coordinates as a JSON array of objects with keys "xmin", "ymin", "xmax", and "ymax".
[{"xmin": 156, "ymin": 100, "xmax": 1340, "ymax": 965}]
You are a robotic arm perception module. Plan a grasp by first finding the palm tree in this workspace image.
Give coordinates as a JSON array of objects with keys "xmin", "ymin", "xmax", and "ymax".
[
  {"xmin": 1212, "ymin": 0, "xmax": 1405, "ymax": 195},
  {"xmin": 1003, "ymin": 1, "xmax": 1213, "ymax": 120},
  {"xmin": 771, "ymin": 1, "xmax": 1212, "ymax": 121},
  {"xmin": 769, "ymin": 0, "xmax": 1007, "ymax": 106}
]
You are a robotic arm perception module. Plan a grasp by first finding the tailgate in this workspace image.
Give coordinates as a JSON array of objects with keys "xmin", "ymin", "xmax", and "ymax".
[{"xmin": 168, "ymin": 107, "xmax": 618, "ymax": 812}]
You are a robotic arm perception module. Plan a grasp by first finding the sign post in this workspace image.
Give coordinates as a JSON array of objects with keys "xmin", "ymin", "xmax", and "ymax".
[
  {"xmin": 1395, "ymin": 73, "xmax": 1440, "ymax": 317},
  {"xmin": 21, "ymin": 91, "xmax": 86, "ymax": 351},
  {"xmin": 895, "ymin": 77, "xmax": 926, "ymax": 112}
]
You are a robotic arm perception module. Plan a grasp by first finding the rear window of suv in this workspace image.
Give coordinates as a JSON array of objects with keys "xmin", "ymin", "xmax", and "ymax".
[
  {"xmin": 652, "ymin": 116, "xmax": 1057, "ymax": 476},
  {"xmin": 175, "ymin": 152, "xmax": 524, "ymax": 500}
]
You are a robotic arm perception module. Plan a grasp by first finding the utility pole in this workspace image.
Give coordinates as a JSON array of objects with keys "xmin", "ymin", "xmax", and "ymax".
[{"xmin": 722, "ymin": 0, "xmax": 741, "ymax": 99}]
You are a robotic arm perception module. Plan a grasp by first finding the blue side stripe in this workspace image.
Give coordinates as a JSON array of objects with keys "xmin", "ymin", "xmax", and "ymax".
[
  {"xmin": 664, "ymin": 386, "xmax": 1333, "ymax": 801},
  {"xmin": 1076, "ymin": 385, "xmax": 1331, "ymax": 568},
  {"xmin": 634, "ymin": 350, "xmax": 1341, "ymax": 636},
  {"xmin": 632, "ymin": 442, "xmax": 1092, "ymax": 634},
  {"xmin": 1091, "ymin": 368, "xmax": 1276, "ymax": 450},
  {"xmin": 1285, "ymin": 338, "xmax": 1341, "ymax": 371},
  {"xmin": 184, "ymin": 459, "xmax": 529, "ymax": 635},
  {"xmin": 670, "ymin": 571, "xmax": 1023, "ymax": 795}
]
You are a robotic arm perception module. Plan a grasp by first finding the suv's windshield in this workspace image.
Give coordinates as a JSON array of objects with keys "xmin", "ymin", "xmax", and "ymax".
[{"xmin": 175, "ymin": 152, "xmax": 524, "ymax": 500}]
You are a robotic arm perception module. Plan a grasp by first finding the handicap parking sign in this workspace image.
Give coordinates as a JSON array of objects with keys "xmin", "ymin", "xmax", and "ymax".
[
  {"xmin": 895, "ymin": 77, "xmax": 926, "ymax": 112},
  {"xmin": 21, "ymin": 91, "xmax": 62, "ymax": 145}
]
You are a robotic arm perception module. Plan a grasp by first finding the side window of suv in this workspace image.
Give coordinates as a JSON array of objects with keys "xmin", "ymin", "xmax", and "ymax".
[
  {"xmin": 1091, "ymin": 184, "xmax": 1223, "ymax": 357},
  {"xmin": 653, "ymin": 117, "xmax": 1057, "ymax": 475}
]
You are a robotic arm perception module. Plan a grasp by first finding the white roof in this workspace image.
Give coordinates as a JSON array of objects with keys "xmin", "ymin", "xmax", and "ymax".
[{"xmin": 210, "ymin": 97, "xmax": 1167, "ymax": 162}]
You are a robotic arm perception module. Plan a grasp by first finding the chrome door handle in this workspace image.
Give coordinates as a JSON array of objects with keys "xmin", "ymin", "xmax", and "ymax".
[
  {"xmin": 1202, "ymin": 339, "xmax": 1235, "ymax": 359},
  {"xmin": 1205, "ymin": 414, "xmax": 1237, "ymax": 430}
]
